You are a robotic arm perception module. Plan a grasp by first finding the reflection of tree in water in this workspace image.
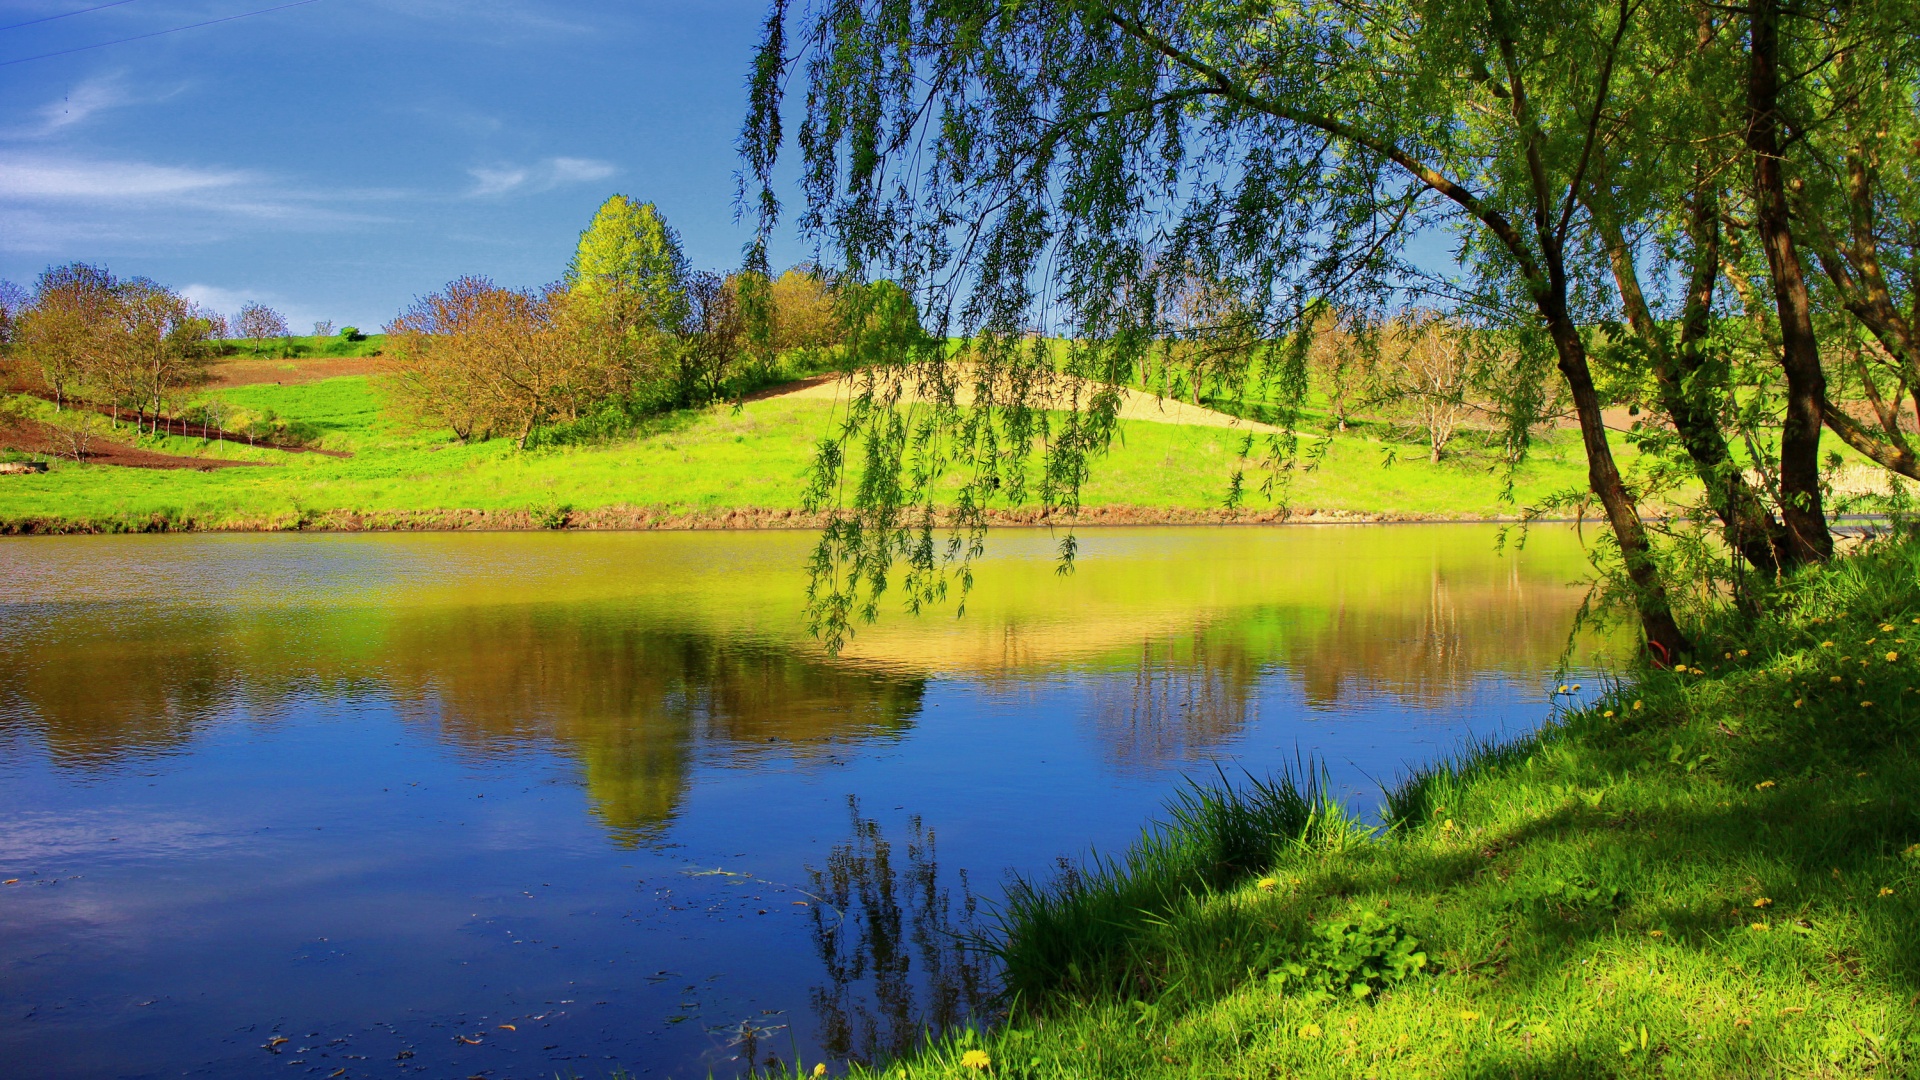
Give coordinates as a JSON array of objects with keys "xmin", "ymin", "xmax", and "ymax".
[
  {"xmin": 381, "ymin": 609, "xmax": 926, "ymax": 846},
  {"xmin": 1077, "ymin": 566, "xmax": 1596, "ymax": 769},
  {"xmin": 1085, "ymin": 633, "xmax": 1262, "ymax": 772},
  {"xmin": 0, "ymin": 606, "xmax": 260, "ymax": 766},
  {"xmin": 0, "ymin": 600, "xmax": 926, "ymax": 848},
  {"xmin": 808, "ymin": 798, "xmax": 994, "ymax": 1068}
]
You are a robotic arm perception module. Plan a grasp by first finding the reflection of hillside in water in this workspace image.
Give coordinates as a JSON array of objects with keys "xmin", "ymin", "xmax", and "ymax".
[
  {"xmin": 378, "ymin": 607, "xmax": 924, "ymax": 844},
  {"xmin": 0, "ymin": 527, "xmax": 1609, "ymax": 834},
  {"xmin": 1081, "ymin": 564, "xmax": 1595, "ymax": 769},
  {"xmin": 0, "ymin": 603, "xmax": 925, "ymax": 845}
]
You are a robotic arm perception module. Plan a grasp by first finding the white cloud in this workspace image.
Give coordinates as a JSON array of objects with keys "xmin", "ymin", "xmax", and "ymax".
[
  {"xmin": 0, "ymin": 157, "xmax": 251, "ymax": 201},
  {"xmin": 179, "ymin": 283, "xmax": 329, "ymax": 334},
  {"xmin": 35, "ymin": 76, "xmax": 135, "ymax": 133},
  {"xmin": 466, "ymin": 156, "xmax": 616, "ymax": 197}
]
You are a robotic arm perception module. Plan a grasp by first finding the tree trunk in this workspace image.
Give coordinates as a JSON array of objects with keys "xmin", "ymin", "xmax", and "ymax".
[
  {"xmin": 1747, "ymin": 0, "xmax": 1833, "ymax": 565},
  {"xmin": 1596, "ymin": 208, "xmax": 1787, "ymax": 575},
  {"xmin": 1545, "ymin": 308, "xmax": 1693, "ymax": 660}
]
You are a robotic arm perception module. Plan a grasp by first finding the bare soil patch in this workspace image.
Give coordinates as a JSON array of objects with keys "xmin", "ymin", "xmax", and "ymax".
[
  {"xmin": 206, "ymin": 354, "xmax": 396, "ymax": 388},
  {"xmin": 752, "ymin": 368, "xmax": 1283, "ymax": 433},
  {"xmin": 0, "ymin": 418, "xmax": 269, "ymax": 472}
]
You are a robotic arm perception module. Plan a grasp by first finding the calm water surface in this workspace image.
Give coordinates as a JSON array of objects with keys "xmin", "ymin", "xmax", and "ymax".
[{"xmin": 0, "ymin": 526, "xmax": 1617, "ymax": 1078}]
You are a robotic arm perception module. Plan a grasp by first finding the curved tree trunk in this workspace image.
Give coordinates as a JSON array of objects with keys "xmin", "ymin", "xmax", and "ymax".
[{"xmin": 1747, "ymin": 0, "xmax": 1833, "ymax": 565}]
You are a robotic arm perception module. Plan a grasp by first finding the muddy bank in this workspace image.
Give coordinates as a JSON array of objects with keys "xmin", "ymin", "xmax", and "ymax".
[{"xmin": 0, "ymin": 502, "xmax": 1528, "ymax": 536}]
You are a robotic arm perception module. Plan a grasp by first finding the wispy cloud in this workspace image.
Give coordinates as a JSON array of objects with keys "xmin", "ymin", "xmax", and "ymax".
[
  {"xmin": 0, "ymin": 152, "xmax": 396, "ymax": 253},
  {"xmin": 36, "ymin": 75, "xmax": 134, "ymax": 132},
  {"xmin": 0, "ymin": 157, "xmax": 251, "ymax": 201},
  {"xmin": 467, "ymin": 156, "xmax": 616, "ymax": 197}
]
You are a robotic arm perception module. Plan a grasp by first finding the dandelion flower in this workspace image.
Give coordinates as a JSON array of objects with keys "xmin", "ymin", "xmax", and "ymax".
[
  {"xmin": 1572, "ymin": 683, "xmax": 1581, "ymax": 690},
  {"xmin": 1793, "ymin": 699, "xmax": 1804, "ymax": 708},
  {"xmin": 1882, "ymin": 624, "xmax": 1897, "ymax": 633},
  {"xmin": 1442, "ymin": 819, "xmax": 1456, "ymax": 832},
  {"xmin": 1862, "ymin": 701, "xmax": 1875, "ymax": 708},
  {"xmin": 1299, "ymin": 1023, "xmax": 1323, "ymax": 1039},
  {"xmin": 814, "ymin": 1065, "xmax": 829, "ymax": 1078},
  {"xmin": 1257, "ymin": 876, "xmax": 1279, "ymax": 892},
  {"xmin": 1888, "ymin": 652, "xmax": 1900, "ymax": 662},
  {"xmin": 1633, "ymin": 700, "xmax": 1643, "ymax": 710},
  {"xmin": 1647, "ymin": 929, "xmax": 1664, "ymax": 938},
  {"xmin": 960, "ymin": 1049, "xmax": 992, "ymax": 1071},
  {"xmin": 1880, "ymin": 887, "xmax": 1895, "ymax": 897},
  {"xmin": 1750, "ymin": 923, "xmax": 1770, "ymax": 932},
  {"xmin": 1755, "ymin": 780, "xmax": 1776, "ymax": 790},
  {"xmin": 1557, "ymin": 684, "xmax": 1569, "ymax": 694},
  {"xmin": 1724, "ymin": 652, "xmax": 1733, "ymax": 660},
  {"xmin": 1603, "ymin": 710, "xmax": 1615, "ymax": 718},
  {"xmin": 1753, "ymin": 897, "xmax": 1773, "ymax": 908},
  {"xmin": 1822, "ymin": 641, "xmax": 1836, "ymax": 648},
  {"xmin": 1832, "ymin": 676, "xmax": 1845, "ymax": 683},
  {"xmin": 1738, "ymin": 649, "xmax": 1749, "ymax": 657}
]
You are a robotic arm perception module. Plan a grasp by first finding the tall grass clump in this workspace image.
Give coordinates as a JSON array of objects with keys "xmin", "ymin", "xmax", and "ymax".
[{"xmin": 993, "ymin": 765, "xmax": 1356, "ymax": 1004}]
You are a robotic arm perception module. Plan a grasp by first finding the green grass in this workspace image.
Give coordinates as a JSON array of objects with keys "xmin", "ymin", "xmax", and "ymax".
[
  {"xmin": 0, "ymin": 374, "xmax": 1604, "ymax": 531},
  {"xmin": 786, "ymin": 533, "xmax": 1920, "ymax": 1079},
  {"xmin": 221, "ymin": 332, "xmax": 387, "ymax": 358}
]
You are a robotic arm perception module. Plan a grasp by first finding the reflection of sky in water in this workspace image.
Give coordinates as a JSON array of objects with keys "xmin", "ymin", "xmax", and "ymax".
[{"xmin": 0, "ymin": 528, "xmax": 1620, "ymax": 1078}]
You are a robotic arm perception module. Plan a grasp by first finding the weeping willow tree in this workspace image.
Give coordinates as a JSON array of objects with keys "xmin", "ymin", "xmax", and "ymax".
[{"xmin": 742, "ymin": 0, "xmax": 1917, "ymax": 657}]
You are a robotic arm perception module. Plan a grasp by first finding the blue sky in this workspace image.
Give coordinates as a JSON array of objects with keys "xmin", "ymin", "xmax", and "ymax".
[{"xmin": 0, "ymin": 0, "xmax": 797, "ymax": 332}]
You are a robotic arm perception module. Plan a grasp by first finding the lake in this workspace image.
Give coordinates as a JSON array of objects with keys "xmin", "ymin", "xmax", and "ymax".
[{"xmin": 0, "ymin": 526, "xmax": 1617, "ymax": 1078}]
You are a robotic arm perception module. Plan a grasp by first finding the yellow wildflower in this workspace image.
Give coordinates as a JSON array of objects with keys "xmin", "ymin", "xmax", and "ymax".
[
  {"xmin": 1755, "ymin": 780, "xmax": 1776, "ymax": 790},
  {"xmin": 1458, "ymin": 1010, "xmax": 1481, "ymax": 1021},
  {"xmin": 814, "ymin": 1065, "xmax": 829, "ymax": 1078},
  {"xmin": 1632, "ymin": 700, "xmax": 1643, "ymax": 710},
  {"xmin": 960, "ymin": 1049, "xmax": 992, "ymax": 1071},
  {"xmin": 1647, "ymin": 929, "xmax": 1664, "ymax": 937},
  {"xmin": 1738, "ymin": 649, "xmax": 1749, "ymax": 657},
  {"xmin": 1793, "ymin": 699, "xmax": 1804, "ymax": 708},
  {"xmin": 1603, "ymin": 710, "xmax": 1615, "ymax": 718},
  {"xmin": 1832, "ymin": 676, "xmax": 1845, "ymax": 683},
  {"xmin": 1442, "ymin": 818, "xmax": 1456, "ymax": 832},
  {"xmin": 1750, "ymin": 923, "xmax": 1770, "ymax": 932},
  {"xmin": 1753, "ymin": 897, "xmax": 1772, "ymax": 908},
  {"xmin": 1299, "ymin": 1023, "xmax": 1323, "ymax": 1039},
  {"xmin": 1822, "ymin": 641, "xmax": 1836, "ymax": 648},
  {"xmin": 1257, "ymin": 876, "xmax": 1279, "ymax": 892},
  {"xmin": 1724, "ymin": 652, "xmax": 1733, "ymax": 660},
  {"xmin": 1888, "ymin": 652, "xmax": 1900, "ymax": 662},
  {"xmin": 1557, "ymin": 684, "xmax": 1569, "ymax": 694},
  {"xmin": 1862, "ymin": 701, "xmax": 1875, "ymax": 708},
  {"xmin": 1880, "ymin": 887, "xmax": 1895, "ymax": 897},
  {"xmin": 1882, "ymin": 624, "xmax": 1896, "ymax": 633}
]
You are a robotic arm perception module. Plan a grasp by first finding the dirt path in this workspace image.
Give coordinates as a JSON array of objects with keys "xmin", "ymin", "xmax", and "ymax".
[
  {"xmin": 755, "ymin": 368, "xmax": 1284, "ymax": 433},
  {"xmin": 0, "ymin": 419, "xmax": 270, "ymax": 471}
]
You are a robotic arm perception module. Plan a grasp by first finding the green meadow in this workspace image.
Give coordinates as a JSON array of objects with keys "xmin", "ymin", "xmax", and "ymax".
[{"xmin": 0, "ymin": 373, "xmax": 1604, "ymax": 531}]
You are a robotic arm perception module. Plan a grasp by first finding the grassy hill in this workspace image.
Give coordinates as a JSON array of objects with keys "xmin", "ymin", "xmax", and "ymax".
[{"xmin": 0, "ymin": 372, "xmax": 1606, "ymax": 533}]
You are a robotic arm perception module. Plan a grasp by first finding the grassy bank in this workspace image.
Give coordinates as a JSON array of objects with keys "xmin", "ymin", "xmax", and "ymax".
[
  {"xmin": 0, "ymin": 374, "xmax": 1603, "ymax": 532},
  {"xmin": 821, "ymin": 534, "xmax": 1920, "ymax": 1078}
]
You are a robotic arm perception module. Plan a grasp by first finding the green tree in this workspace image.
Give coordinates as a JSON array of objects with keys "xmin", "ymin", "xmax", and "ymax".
[
  {"xmin": 566, "ymin": 195, "xmax": 691, "ymax": 335},
  {"xmin": 746, "ymin": 0, "xmax": 1716, "ymax": 655}
]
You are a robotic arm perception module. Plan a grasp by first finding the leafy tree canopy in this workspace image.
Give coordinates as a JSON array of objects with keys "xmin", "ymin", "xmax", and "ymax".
[{"xmin": 567, "ymin": 194, "xmax": 692, "ymax": 334}]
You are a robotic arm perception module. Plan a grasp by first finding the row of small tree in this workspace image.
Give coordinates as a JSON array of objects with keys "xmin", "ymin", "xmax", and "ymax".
[
  {"xmin": 384, "ymin": 195, "xmax": 850, "ymax": 448},
  {"xmin": 1, "ymin": 265, "xmax": 222, "ymax": 433}
]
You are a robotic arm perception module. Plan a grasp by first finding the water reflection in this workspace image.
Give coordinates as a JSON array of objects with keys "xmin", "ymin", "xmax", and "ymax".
[
  {"xmin": 381, "ymin": 609, "xmax": 923, "ymax": 843},
  {"xmin": 808, "ymin": 798, "xmax": 993, "ymax": 1068},
  {"xmin": 0, "ymin": 527, "xmax": 1616, "ymax": 1080}
]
